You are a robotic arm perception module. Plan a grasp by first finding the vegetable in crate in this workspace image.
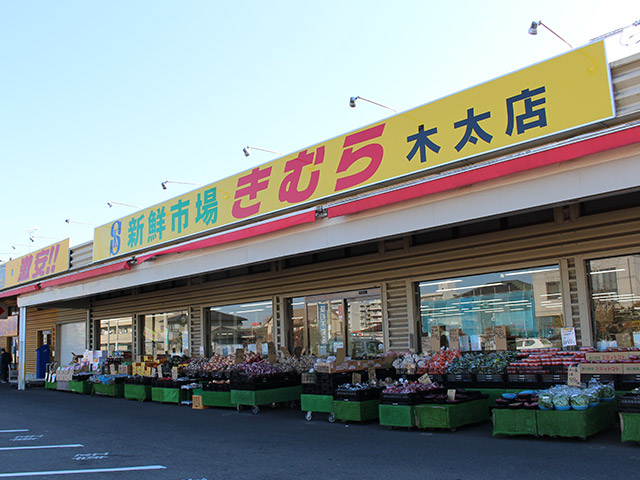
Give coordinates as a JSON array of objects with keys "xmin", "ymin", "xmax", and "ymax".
[{"xmin": 538, "ymin": 393, "xmax": 554, "ymax": 410}]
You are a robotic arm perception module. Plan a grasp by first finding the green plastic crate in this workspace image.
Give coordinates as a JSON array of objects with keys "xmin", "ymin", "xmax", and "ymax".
[
  {"xmin": 620, "ymin": 412, "xmax": 640, "ymax": 443},
  {"xmin": 92, "ymin": 383, "xmax": 124, "ymax": 398},
  {"xmin": 124, "ymin": 384, "xmax": 152, "ymax": 402},
  {"xmin": 68, "ymin": 380, "xmax": 92, "ymax": 395},
  {"xmin": 415, "ymin": 399, "xmax": 489, "ymax": 430},
  {"xmin": 151, "ymin": 387, "xmax": 191, "ymax": 404},
  {"xmin": 301, "ymin": 394, "xmax": 334, "ymax": 414},
  {"xmin": 231, "ymin": 385, "xmax": 302, "ymax": 407},
  {"xmin": 193, "ymin": 389, "xmax": 235, "ymax": 408},
  {"xmin": 492, "ymin": 408, "xmax": 538, "ymax": 437},
  {"xmin": 333, "ymin": 399, "xmax": 380, "ymax": 422},
  {"xmin": 536, "ymin": 403, "xmax": 614, "ymax": 439},
  {"xmin": 379, "ymin": 404, "xmax": 415, "ymax": 428},
  {"xmin": 45, "ymin": 381, "xmax": 57, "ymax": 390}
]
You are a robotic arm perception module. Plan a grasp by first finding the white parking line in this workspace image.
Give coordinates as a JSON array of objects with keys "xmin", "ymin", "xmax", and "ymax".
[
  {"xmin": 0, "ymin": 465, "xmax": 167, "ymax": 477},
  {"xmin": 0, "ymin": 444, "xmax": 83, "ymax": 451},
  {"xmin": 0, "ymin": 431, "xmax": 28, "ymax": 434}
]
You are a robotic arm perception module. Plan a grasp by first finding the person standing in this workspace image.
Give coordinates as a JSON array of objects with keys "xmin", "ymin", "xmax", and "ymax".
[{"xmin": 0, "ymin": 348, "xmax": 12, "ymax": 383}]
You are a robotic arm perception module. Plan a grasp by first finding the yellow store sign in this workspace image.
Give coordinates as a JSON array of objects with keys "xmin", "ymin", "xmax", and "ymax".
[
  {"xmin": 0, "ymin": 239, "xmax": 70, "ymax": 289},
  {"xmin": 94, "ymin": 41, "xmax": 614, "ymax": 262}
]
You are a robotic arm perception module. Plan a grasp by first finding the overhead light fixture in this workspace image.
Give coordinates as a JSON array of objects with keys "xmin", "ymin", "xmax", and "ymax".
[
  {"xmin": 161, "ymin": 180, "xmax": 203, "ymax": 190},
  {"xmin": 242, "ymin": 146, "xmax": 283, "ymax": 157},
  {"xmin": 107, "ymin": 201, "xmax": 140, "ymax": 209},
  {"xmin": 65, "ymin": 219, "xmax": 97, "ymax": 226},
  {"xmin": 590, "ymin": 18, "xmax": 640, "ymax": 43},
  {"xmin": 528, "ymin": 20, "xmax": 573, "ymax": 48},
  {"xmin": 349, "ymin": 96, "xmax": 397, "ymax": 113}
]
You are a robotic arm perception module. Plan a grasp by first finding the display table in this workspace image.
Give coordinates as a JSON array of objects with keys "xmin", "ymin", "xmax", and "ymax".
[
  {"xmin": 69, "ymin": 380, "xmax": 92, "ymax": 395},
  {"xmin": 124, "ymin": 384, "xmax": 152, "ymax": 402},
  {"xmin": 620, "ymin": 412, "xmax": 640, "ymax": 443},
  {"xmin": 193, "ymin": 389, "xmax": 235, "ymax": 408},
  {"xmin": 45, "ymin": 381, "xmax": 57, "ymax": 390},
  {"xmin": 536, "ymin": 403, "xmax": 615, "ymax": 440},
  {"xmin": 414, "ymin": 399, "xmax": 489, "ymax": 430},
  {"xmin": 492, "ymin": 408, "xmax": 538, "ymax": 437},
  {"xmin": 333, "ymin": 399, "xmax": 380, "ymax": 422},
  {"xmin": 301, "ymin": 394, "xmax": 334, "ymax": 421},
  {"xmin": 379, "ymin": 404, "xmax": 415, "ymax": 428},
  {"xmin": 231, "ymin": 385, "xmax": 302, "ymax": 414},
  {"xmin": 92, "ymin": 383, "xmax": 124, "ymax": 398},
  {"xmin": 151, "ymin": 387, "xmax": 191, "ymax": 404}
]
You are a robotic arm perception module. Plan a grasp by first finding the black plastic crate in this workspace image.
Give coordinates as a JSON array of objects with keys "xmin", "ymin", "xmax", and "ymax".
[
  {"xmin": 581, "ymin": 374, "xmax": 617, "ymax": 387},
  {"xmin": 507, "ymin": 374, "xmax": 540, "ymax": 389},
  {"xmin": 230, "ymin": 375, "xmax": 280, "ymax": 391},
  {"xmin": 202, "ymin": 381, "xmax": 231, "ymax": 392},
  {"xmin": 380, "ymin": 391, "xmax": 421, "ymax": 405},
  {"xmin": 334, "ymin": 387, "xmax": 382, "ymax": 402},
  {"xmin": 446, "ymin": 373, "xmax": 474, "ymax": 387},
  {"xmin": 619, "ymin": 393, "xmax": 640, "ymax": 412},
  {"xmin": 539, "ymin": 373, "xmax": 568, "ymax": 388},
  {"xmin": 619, "ymin": 374, "xmax": 640, "ymax": 390},
  {"xmin": 474, "ymin": 373, "xmax": 506, "ymax": 388}
]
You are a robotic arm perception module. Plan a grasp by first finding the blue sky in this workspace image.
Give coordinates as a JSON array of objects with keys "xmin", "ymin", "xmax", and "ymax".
[{"xmin": 1, "ymin": 1, "xmax": 639, "ymax": 261}]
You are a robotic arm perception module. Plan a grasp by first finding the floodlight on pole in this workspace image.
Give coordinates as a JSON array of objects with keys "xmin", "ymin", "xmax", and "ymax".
[
  {"xmin": 65, "ymin": 219, "xmax": 97, "ymax": 226},
  {"xmin": 590, "ymin": 18, "xmax": 640, "ymax": 43},
  {"xmin": 242, "ymin": 146, "xmax": 283, "ymax": 157},
  {"xmin": 107, "ymin": 201, "xmax": 140, "ymax": 209},
  {"xmin": 349, "ymin": 96, "xmax": 398, "ymax": 113},
  {"xmin": 528, "ymin": 20, "xmax": 573, "ymax": 48},
  {"xmin": 161, "ymin": 180, "xmax": 203, "ymax": 190}
]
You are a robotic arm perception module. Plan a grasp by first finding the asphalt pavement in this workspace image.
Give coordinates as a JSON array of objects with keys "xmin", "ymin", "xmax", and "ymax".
[{"xmin": 1, "ymin": 382, "xmax": 639, "ymax": 480}]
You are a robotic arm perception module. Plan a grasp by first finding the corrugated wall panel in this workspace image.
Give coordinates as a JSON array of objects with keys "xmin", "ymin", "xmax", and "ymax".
[
  {"xmin": 25, "ymin": 308, "xmax": 57, "ymax": 375},
  {"xmin": 87, "ymin": 206, "xmax": 640, "ymax": 352}
]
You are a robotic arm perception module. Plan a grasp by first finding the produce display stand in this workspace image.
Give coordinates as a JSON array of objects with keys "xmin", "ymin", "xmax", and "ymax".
[
  {"xmin": 300, "ymin": 394, "xmax": 335, "ymax": 422},
  {"xmin": 231, "ymin": 385, "xmax": 303, "ymax": 415},
  {"xmin": 68, "ymin": 380, "xmax": 92, "ymax": 395},
  {"xmin": 535, "ymin": 402, "xmax": 615, "ymax": 440},
  {"xmin": 333, "ymin": 399, "xmax": 380, "ymax": 423},
  {"xmin": 151, "ymin": 387, "xmax": 191, "ymax": 404},
  {"xmin": 91, "ymin": 383, "xmax": 124, "ymax": 398},
  {"xmin": 492, "ymin": 408, "xmax": 538, "ymax": 437},
  {"xmin": 124, "ymin": 384, "xmax": 152, "ymax": 402},
  {"xmin": 193, "ymin": 388, "xmax": 235, "ymax": 408},
  {"xmin": 45, "ymin": 381, "xmax": 57, "ymax": 390},
  {"xmin": 379, "ymin": 404, "xmax": 415, "ymax": 428},
  {"xmin": 56, "ymin": 381, "xmax": 70, "ymax": 392},
  {"xmin": 620, "ymin": 412, "xmax": 640, "ymax": 443},
  {"xmin": 414, "ymin": 399, "xmax": 489, "ymax": 431}
]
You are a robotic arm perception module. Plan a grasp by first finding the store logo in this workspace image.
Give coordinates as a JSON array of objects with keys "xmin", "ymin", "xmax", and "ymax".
[{"xmin": 110, "ymin": 221, "xmax": 122, "ymax": 256}]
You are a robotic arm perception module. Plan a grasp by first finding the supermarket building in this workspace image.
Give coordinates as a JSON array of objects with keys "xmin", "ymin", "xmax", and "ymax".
[{"xmin": 1, "ymin": 43, "xmax": 640, "ymax": 389}]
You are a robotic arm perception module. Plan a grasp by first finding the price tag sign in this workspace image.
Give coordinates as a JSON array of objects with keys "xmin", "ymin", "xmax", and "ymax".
[
  {"xmin": 109, "ymin": 364, "xmax": 116, "ymax": 375},
  {"xmin": 568, "ymin": 365, "xmax": 581, "ymax": 387},
  {"xmin": 493, "ymin": 326, "xmax": 507, "ymax": 351},
  {"xmin": 156, "ymin": 366, "xmax": 163, "ymax": 378},
  {"xmin": 449, "ymin": 329, "xmax": 460, "ymax": 350},
  {"xmin": 561, "ymin": 327, "xmax": 577, "ymax": 347},
  {"xmin": 447, "ymin": 389, "xmax": 456, "ymax": 402},
  {"xmin": 421, "ymin": 336, "xmax": 432, "ymax": 353},
  {"xmin": 368, "ymin": 365, "xmax": 377, "ymax": 382},
  {"xmin": 280, "ymin": 346, "xmax": 292, "ymax": 358},
  {"xmin": 267, "ymin": 342, "xmax": 277, "ymax": 364},
  {"xmin": 293, "ymin": 346, "xmax": 303, "ymax": 358},
  {"xmin": 418, "ymin": 373, "xmax": 432, "ymax": 385},
  {"xmin": 235, "ymin": 348, "xmax": 245, "ymax": 364},
  {"xmin": 171, "ymin": 367, "xmax": 179, "ymax": 381},
  {"xmin": 335, "ymin": 347, "xmax": 346, "ymax": 364},
  {"xmin": 352, "ymin": 373, "xmax": 362, "ymax": 384}
]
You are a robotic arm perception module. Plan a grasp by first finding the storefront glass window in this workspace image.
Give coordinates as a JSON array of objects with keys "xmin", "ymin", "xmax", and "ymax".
[
  {"xmin": 418, "ymin": 266, "xmax": 563, "ymax": 349},
  {"xmin": 588, "ymin": 255, "xmax": 640, "ymax": 348},
  {"xmin": 142, "ymin": 311, "xmax": 189, "ymax": 357},
  {"xmin": 286, "ymin": 289, "xmax": 382, "ymax": 357},
  {"xmin": 99, "ymin": 317, "xmax": 133, "ymax": 354},
  {"xmin": 206, "ymin": 301, "xmax": 273, "ymax": 355}
]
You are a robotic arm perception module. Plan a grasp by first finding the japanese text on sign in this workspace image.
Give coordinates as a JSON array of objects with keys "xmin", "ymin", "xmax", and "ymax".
[
  {"xmin": 0, "ymin": 239, "xmax": 70, "ymax": 290},
  {"xmin": 94, "ymin": 42, "xmax": 614, "ymax": 262}
]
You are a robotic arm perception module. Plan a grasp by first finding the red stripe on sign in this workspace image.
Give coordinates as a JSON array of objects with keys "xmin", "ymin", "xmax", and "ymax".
[
  {"xmin": 327, "ymin": 126, "xmax": 640, "ymax": 218},
  {"xmin": 137, "ymin": 210, "xmax": 317, "ymax": 264}
]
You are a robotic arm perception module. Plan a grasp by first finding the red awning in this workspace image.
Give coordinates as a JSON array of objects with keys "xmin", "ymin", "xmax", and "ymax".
[{"xmin": 327, "ymin": 126, "xmax": 640, "ymax": 218}]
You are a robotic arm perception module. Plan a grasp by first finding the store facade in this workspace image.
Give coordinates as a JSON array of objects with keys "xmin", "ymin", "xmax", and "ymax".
[{"xmin": 2, "ymin": 47, "xmax": 640, "ymax": 388}]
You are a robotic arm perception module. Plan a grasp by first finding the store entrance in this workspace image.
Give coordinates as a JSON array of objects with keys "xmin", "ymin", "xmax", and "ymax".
[{"xmin": 289, "ymin": 289, "xmax": 382, "ymax": 358}]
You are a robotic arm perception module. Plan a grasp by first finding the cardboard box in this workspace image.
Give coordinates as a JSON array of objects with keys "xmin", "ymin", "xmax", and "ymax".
[
  {"xmin": 585, "ymin": 351, "xmax": 639, "ymax": 362},
  {"xmin": 624, "ymin": 363, "xmax": 640, "ymax": 374},
  {"xmin": 579, "ymin": 363, "xmax": 624, "ymax": 374},
  {"xmin": 192, "ymin": 395, "xmax": 209, "ymax": 410}
]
